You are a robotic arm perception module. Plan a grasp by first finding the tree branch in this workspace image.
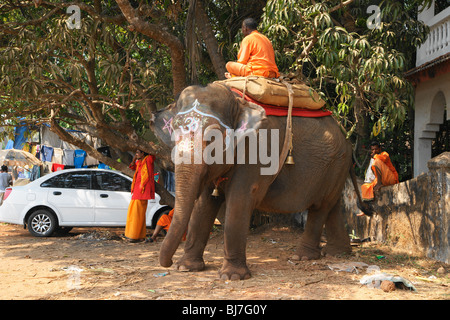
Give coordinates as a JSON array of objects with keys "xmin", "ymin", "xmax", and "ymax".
[
  {"xmin": 193, "ymin": 0, "xmax": 227, "ymax": 79},
  {"xmin": 115, "ymin": 0, "xmax": 186, "ymax": 96},
  {"xmin": 330, "ymin": 0, "xmax": 356, "ymax": 13}
]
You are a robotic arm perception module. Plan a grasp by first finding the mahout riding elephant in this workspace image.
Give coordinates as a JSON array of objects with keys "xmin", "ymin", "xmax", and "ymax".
[{"xmin": 151, "ymin": 82, "xmax": 371, "ymax": 280}]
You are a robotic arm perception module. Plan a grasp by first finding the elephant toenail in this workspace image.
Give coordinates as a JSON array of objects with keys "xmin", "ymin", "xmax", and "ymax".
[
  {"xmin": 178, "ymin": 265, "xmax": 189, "ymax": 272},
  {"xmin": 291, "ymin": 255, "xmax": 300, "ymax": 261},
  {"xmin": 230, "ymin": 274, "xmax": 241, "ymax": 281}
]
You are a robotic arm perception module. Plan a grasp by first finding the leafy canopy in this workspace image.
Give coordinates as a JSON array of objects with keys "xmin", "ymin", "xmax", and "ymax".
[{"xmin": 261, "ymin": 0, "xmax": 430, "ymax": 138}]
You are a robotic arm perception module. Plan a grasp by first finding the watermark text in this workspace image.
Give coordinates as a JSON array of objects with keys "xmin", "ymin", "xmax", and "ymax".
[
  {"xmin": 66, "ymin": 5, "xmax": 81, "ymax": 29},
  {"xmin": 367, "ymin": 5, "xmax": 381, "ymax": 29},
  {"xmin": 171, "ymin": 128, "xmax": 280, "ymax": 176}
]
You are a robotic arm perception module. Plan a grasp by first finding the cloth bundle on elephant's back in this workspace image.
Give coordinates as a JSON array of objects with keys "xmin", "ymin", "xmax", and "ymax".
[{"xmin": 215, "ymin": 76, "xmax": 325, "ymax": 110}]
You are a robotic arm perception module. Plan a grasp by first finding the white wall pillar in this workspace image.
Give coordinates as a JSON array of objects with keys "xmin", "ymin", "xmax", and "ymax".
[{"xmin": 414, "ymin": 72, "xmax": 449, "ymax": 177}]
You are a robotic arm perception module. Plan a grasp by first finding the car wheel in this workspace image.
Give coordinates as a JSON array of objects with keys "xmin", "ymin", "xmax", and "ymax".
[{"xmin": 27, "ymin": 209, "xmax": 58, "ymax": 237}]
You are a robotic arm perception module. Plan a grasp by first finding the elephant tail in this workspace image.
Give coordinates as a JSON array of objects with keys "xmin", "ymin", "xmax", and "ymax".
[{"xmin": 349, "ymin": 163, "xmax": 374, "ymax": 217}]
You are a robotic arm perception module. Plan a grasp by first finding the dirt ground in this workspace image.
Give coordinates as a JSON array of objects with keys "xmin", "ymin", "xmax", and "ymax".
[{"xmin": 0, "ymin": 222, "xmax": 448, "ymax": 302}]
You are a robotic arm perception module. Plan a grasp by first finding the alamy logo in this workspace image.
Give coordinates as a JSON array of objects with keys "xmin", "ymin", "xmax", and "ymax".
[
  {"xmin": 367, "ymin": 5, "xmax": 381, "ymax": 30},
  {"xmin": 171, "ymin": 128, "xmax": 280, "ymax": 176},
  {"xmin": 66, "ymin": 5, "xmax": 81, "ymax": 30}
]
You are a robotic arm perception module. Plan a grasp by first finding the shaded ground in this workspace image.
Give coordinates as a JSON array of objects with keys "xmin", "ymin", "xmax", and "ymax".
[{"xmin": 0, "ymin": 222, "xmax": 448, "ymax": 302}]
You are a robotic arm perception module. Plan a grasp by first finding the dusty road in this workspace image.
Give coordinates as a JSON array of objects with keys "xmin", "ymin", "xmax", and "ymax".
[{"xmin": 0, "ymin": 222, "xmax": 448, "ymax": 306}]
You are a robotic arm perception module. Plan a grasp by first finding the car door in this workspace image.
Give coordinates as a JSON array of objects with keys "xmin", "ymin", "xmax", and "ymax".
[
  {"xmin": 42, "ymin": 171, "xmax": 95, "ymax": 223},
  {"xmin": 92, "ymin": 171, "xmax": 132, "ymax": 225}
]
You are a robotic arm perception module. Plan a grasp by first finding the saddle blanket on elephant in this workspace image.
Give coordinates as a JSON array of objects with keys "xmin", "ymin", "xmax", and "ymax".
[
  {"xmin": 216, "ymin": 76, "xmax": 325, "ymax": 109},
  {"xmin": 231, "ymin": 88, "xmax": 332, "ymax": 118}
]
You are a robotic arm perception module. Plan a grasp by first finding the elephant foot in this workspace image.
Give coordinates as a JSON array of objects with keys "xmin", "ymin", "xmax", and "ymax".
[
  {"xmin": 219, "ymin": 260, "xmax": 251, "ymax": 280},
  {"xmin": 176, "ymin": 256, "xmax": 206, "ymax": 272},
  {"xmin": 291, "ymin": 243, "xmax": 321, "ymax": 261},
  {"xmin": 322, "ymin": 244, "xmax": 352, "ymax": 257}
]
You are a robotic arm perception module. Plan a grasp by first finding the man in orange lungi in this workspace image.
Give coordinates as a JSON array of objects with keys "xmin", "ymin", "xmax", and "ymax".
[
  {"xmin": 147, "ymin": 208, "xmax": 186, "ymax": 243},
  {"xmin": 225, "ymin": 18, "xmax": 279, "ymax": 79},
  {"xmin": 124, "ymin": 149, "xmax": 155, "ymax": 242},
  {"xmin": 358, "ymin": 141, "xmax": 399, "ymax": 216}
]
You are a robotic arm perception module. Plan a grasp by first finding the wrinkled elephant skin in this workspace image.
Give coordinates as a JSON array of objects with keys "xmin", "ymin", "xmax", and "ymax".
[{"xmin": 151, "ymin": 83, "xmax": 366, "ymax": 280}]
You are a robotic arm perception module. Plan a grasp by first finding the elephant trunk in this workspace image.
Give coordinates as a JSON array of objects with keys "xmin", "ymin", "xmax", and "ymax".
[{"xmin": 159, "ymin": 163, "xmax": 205, "ymax": 267}]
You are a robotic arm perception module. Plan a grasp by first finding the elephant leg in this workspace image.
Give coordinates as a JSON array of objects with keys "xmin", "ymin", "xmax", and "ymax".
[
  {"xmin": 176, "ymin": 186, "xmax": 222, "ymax": 272},
  {"xmin": 322, "ymin": 199, "xmax": 352, "ymax": 257},
  {"xmin": 220, "ymin": 174, "xmax": 269, "ymax": 280},
  {"xmin": 220, "ymin": 199, "xmax": 253, "ymax": 280},
  {"xmin": 293, "ymin": 204, "xmax": 331, "ymax": 260}
]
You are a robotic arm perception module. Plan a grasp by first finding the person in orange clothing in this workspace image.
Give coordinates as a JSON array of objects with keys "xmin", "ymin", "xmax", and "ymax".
[
  {"xmin": 358, "ymin": 141, "xmax": 399, "ymax": 216},
  {"xmin": 225, "ymin": 18, "xmax": 279, "ymax": 79},
  {"xmin": 147, "ymin": 208, "xmax": 186, "ymax": 243},
  {"xmin": 124, "ymin": 149, "xmax": 155, "ymax": 242}
]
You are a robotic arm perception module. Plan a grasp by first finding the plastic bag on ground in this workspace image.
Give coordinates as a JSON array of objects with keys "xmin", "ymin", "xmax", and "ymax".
[{"xmin": 360, "ymin": 272, "xmax": 417, "ymax": 291}]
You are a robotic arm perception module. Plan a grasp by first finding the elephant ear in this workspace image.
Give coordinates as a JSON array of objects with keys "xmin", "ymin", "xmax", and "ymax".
[
  {"xmin": 234, "ymin": 99, "xmax": 267, "ymax": 132},
  {"xmin": 153, "ymin": 102, "xmax": 178, "ymax": 147}
]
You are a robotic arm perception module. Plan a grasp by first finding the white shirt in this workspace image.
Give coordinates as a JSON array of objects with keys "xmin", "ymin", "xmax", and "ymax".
[
  {"xmin": 0, "ymin": 172, "xmax": 12, "ymax": 191},
  {"xmin": 364, "ymin": 158, "xmax": 376, "ymax": 183}
]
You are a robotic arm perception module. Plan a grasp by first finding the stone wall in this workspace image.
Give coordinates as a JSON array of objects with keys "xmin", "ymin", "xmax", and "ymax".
[{"xmin": 342, "ymin": 152, "xmax": 450, "ymax": 263}]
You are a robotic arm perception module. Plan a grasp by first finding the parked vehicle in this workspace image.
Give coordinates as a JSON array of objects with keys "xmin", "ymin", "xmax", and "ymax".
[{"xmin": 0, "ymin": 169, "xmax": 172, "ymax": 237}]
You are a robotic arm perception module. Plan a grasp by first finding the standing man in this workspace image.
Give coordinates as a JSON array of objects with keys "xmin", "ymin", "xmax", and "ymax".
[
  {"xmin": 124, "ymin": 149, "xmax": 155, "ymax": 242},
  {"xmin": 0, "ymin": 165, "xmax": 12, "ymax": 197},
  {"xmin": 225, "ymin": 18, "xmax": 279, "ymax": 79},
  {"xmin": 359, "ymin": 141, "xmax": 399, "ymax": 215}
]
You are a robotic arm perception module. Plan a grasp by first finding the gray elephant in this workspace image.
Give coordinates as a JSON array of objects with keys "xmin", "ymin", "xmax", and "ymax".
[{"xmin": 151, "ymin": 82, "xmax": 371, "ymax": 280}]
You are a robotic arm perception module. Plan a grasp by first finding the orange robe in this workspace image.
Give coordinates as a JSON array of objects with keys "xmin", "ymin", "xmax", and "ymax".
[
  {"xmin": 157, "ymin": 209, "xmax": 174, "ymax": 231},
  {"xmin": 125, "ymin": 155, "xmax": 155, "ymax": 240},
  {"xmin": 124, "ymin": 199, "xmax": 148, "ymax": 240},
  {"xmin": 226, "ymin": 30, "xmax": 279, "ymax": 78},
  {"xmin": 361, "ymin": 152, "xmax": 399, "ymax": 200},
  {"xmin": 157, "ymin": 209, "xmax": 186, "ymax": 241}
]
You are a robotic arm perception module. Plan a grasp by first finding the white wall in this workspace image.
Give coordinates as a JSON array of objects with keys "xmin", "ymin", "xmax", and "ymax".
[{"xmin": 413, "ymin": 72, "xmax": 450, "ymax": 177}]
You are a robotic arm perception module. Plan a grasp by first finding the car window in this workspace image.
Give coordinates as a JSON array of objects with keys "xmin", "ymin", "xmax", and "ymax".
[
  {"xmin": 40, "ymin": 172, "xmax": 91, "ymax": 189},
  {"xmin": 92, "ymin": 171, "xmax": 131, "ymax": 192}
]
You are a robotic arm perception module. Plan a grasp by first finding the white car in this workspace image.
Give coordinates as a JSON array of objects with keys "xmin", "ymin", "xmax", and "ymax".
[{"xmin": 0, "ymin": 168, "xmax": 172, "ymax": 237}]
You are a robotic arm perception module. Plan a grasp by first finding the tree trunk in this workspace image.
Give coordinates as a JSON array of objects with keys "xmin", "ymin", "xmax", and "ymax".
[
  {"xmin": 194, "ymin": 0, "xmax": 227, "ymax": 79},
  {"xmin": 353, "ymin": 94, "xmax": 370, "ymax": 165}
]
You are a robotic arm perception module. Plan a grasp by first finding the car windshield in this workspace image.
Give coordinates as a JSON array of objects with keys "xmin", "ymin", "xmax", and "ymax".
[
  {"xmin": 92, "ymin": 171, "xmax": 131, "ymax": 192},
  {"xmin": 39, "ymin": 170, "xmax": 131, "ymax": 192},
  {"xmin": 40, "ymin": 171, "xmax": 91, "ymax": 189}
]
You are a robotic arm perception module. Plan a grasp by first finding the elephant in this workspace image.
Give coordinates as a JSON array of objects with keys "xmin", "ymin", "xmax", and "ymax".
[{"xmin": 151, "ymin": 82, "xmax": 372, "ymax": 280}]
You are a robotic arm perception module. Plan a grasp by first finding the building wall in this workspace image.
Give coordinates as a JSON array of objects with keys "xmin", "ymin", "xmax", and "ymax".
[
  {"xmin": 413, "ymin": 0, "xmax": 450, "ymax": 177},
  {"xmin": 413, "ymin": 71, "xmax": 450, "ymax": 177},
  {"xmin": 416, "ymin": 2, "xmax": 450, "ymax": 67}
]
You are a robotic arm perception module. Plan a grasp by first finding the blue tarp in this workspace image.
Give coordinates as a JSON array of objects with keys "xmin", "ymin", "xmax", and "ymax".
[
  {"xmin": 13, "ymin": 125, "xmax": 29, "ymax": 150},
  {"xmin": 4, "ymin": 139, "xmax": 14, "ymax": 150}
]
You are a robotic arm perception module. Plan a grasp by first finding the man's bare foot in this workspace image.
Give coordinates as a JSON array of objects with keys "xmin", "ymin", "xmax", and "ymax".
[{"xmin": 225, "ymin": 72, "xmax": 231, "ymax": 79}]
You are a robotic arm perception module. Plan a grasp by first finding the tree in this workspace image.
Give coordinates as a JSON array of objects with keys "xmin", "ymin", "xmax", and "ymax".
[
  {"xmin": 0, "ymin": 0, "xmax": 190, "ymax": 205},
  {"xmin": 0, "ymin": 1, "xmax": 171, "ymax": 163}
]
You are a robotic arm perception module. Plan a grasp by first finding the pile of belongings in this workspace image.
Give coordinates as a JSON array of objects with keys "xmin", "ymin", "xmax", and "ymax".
[{"xmin": 216, "ymin": 75, "xmax": 325, "ymax": 110}]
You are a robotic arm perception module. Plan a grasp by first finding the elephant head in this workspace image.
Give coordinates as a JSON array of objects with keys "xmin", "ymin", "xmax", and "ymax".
[{"xmin": 151, "ymin": 83, "xmax": 269, "ymax": 267}]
